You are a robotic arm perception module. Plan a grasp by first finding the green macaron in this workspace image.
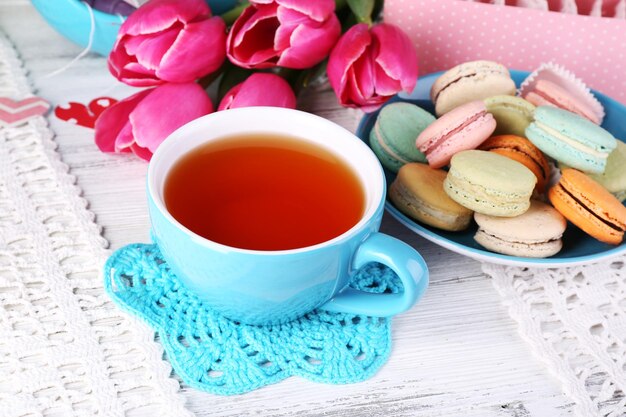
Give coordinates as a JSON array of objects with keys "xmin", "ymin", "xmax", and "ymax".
[
  {"xmin": 484, "ymin": 95, "xmax": 536, "ymax": 138},
  {"xmin": 369, "ymin": 102, "xmax": 434, "ymax": 172},
  {"xmin": 561, "ymin": 141, "xmax": 626, "ymax": 201},
  {"xmin": 444, "ymin": 150, "xmax": 537, "ymax": 217}
]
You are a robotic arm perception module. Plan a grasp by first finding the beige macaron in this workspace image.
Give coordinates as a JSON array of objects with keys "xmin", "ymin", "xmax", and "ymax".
[
  {"xmin": 431, "ymin": 60, "xmax": 516, "ymax": 116},
  {"xmin": 389, "ymin": 163, "xmax": 473, "ymax": 231},
  {"xmin": 474, "ymin": 200, "xmax": 567, "ymax": 258}
]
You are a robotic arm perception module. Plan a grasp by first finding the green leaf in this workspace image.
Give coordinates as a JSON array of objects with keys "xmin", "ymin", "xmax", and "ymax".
[
  {"xmin": 220, "ymin": 1, "xmax": 250, "ymax": 26},
  {"xmin": 346, "ymin": 0, "xmax": 375, "ymax": 24}
]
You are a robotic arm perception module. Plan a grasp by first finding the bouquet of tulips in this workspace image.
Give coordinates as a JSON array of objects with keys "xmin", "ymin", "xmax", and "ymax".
[{"xmin": 96, "ymin": 0, "xmax": 419, "ymax": 160}]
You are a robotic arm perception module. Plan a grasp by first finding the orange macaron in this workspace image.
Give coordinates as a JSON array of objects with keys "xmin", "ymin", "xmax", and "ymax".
[
  {"xmin": 479, "ymin": 135, "xmax": 550, "ymax": 193},
  {"xmin": 549, "ymin": 169, "xmax": 626, "ymax": 245}
]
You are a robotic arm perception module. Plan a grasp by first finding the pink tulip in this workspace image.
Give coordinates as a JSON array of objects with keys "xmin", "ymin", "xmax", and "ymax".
[
  {"xmin": 95, "ymin": 83, "xmax": 213, "ymax": 161},
  {"xmin": 108, "ymin": 0, "xmax": 226, "ymax": 87},
  {"xmin": 328, "ymin": 23, "xmax": 418, "ymax": 113},
  {"xmin": 218, "ymin": 73, "xmax": 296, "ymax": 111},
  {"xmin": 226, "ymin": 0, "xmax": 340, "ymax": 70}
]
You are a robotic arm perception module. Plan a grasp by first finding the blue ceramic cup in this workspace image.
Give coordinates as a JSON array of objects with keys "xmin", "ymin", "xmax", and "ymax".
[{"xmin": 147, "ymin": 107, "xmax": 429, "ymax": 325}]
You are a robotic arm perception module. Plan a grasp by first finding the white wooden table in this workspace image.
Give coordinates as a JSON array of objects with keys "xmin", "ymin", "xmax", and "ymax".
[{"xmin": 0, "ymin": 2, "xmax": 575, "ymax": 415}]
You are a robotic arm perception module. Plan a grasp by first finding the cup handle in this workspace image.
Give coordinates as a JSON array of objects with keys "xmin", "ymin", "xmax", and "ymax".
[{"xmin": 319, "ymin": 233, "xmax": 429, "ymax": 317}]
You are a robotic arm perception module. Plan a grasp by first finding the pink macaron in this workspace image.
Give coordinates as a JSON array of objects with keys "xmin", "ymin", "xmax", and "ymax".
[
  {"xmin": 416, "ymin": 101, "xmax": 496, "ymax": 169},
  {"xmin": 523, "ymin": 79, "xmax": 601, "ymax": 124}
]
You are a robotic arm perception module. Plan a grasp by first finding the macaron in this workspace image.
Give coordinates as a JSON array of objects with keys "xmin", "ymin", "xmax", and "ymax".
[
  {"xmin": 484, "ymin": 95, "xmax": 536, "ymax": 138},
  {"xmin": 587, "ymin": 141, "xmax": 626, "ymax": 202},
  {"xmin": 369, "ymin": 102, "xmax": 435, "ymax": 172},
  {"xmin": 474, "ymin": 200, "xmax": 567, "ymax": 258},
  {"xmin": 525, "ymin": 106, "xmax": 617, "ymax": 174},
  {"xmin": 520, "ymin": 63, "xmax": 604, "ymax": 124},
  {"xmin": 416, "ymin": 101, "xmax": 496, "ymax": 169},
  {"xmin": 478, "ymin": 135, "xmax": 550, "ymax": 193},
  {"xmin": 522, "ymin": 79, "xmax": 601, "ymax": 124},
  {"xmin": 444, "ymin": 150, "xmax": 537, "ymax": 217},
  {"xmin": 549, "ymin": 168, "xmax": 626, "ymax": 245},
  {"xmin": 389, "ymin": 163, "xmax": 473, "ymax": 231},
  {"xmin": 431, "ymin": 60, "xmax": 516, "ymax": 116}
]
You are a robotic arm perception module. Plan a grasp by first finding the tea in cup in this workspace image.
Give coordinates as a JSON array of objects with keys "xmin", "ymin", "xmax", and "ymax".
[{"xmin": 147, "ymin": 107, "xmax": 428, "ymax": 325}]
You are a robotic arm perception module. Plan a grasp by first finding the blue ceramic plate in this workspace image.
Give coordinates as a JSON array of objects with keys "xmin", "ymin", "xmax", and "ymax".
[{"xmin": 355, "ymin": 70, "xmax": 626, "ymax": 267}]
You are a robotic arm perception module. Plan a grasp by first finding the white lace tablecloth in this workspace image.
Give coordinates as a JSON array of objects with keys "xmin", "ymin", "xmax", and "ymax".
[
  {"xmin": 0, "ymin": 32, "xmax": 193, "ymax": 417},
  {"xmin": 485, "ymin": 260, "xmax": 626, "ymax": 417}
]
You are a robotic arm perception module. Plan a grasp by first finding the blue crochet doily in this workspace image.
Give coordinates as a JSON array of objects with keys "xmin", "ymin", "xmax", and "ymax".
[{"xmin": 103, "ymin": 243, "xmax": 401, "ymax": 395}]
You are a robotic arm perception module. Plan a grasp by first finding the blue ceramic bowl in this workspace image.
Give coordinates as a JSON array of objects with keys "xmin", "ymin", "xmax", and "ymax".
[
  {"xmin": 355, "ymin": 70, "xmax": 626, "ymax": 267},
  {"xmin": 32, "ymin": 0, "xmax": 122, "ymax": 56},
  {"xmin": 31, "ymin": 0, "xmax": 238, "ymax": 56}
]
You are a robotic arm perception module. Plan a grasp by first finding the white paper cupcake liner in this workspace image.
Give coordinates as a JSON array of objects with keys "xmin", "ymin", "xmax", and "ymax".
[{"xmin": 519, "ymin": 62, "xmax": 605, "ymax": 124}]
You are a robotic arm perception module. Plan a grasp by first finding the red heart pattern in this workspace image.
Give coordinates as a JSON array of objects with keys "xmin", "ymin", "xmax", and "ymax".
[{"xmin": 54, "ymin": 97, "xmax": 118, "ymax": 128}]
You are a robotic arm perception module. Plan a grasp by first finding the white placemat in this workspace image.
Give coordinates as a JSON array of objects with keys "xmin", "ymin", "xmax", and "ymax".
[
  {"xmin": 0, "ymin": 32, "xmax": 193, "ymax": 417},
  {"xmin": 485, "ymin": 259, "xmax": 626, "ymax": 417}
]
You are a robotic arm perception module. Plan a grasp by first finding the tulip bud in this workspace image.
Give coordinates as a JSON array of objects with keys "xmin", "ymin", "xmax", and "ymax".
[
  {"xmin": 108, "ymin": 0, "xmax": 226, "ymax": 86},
  {"xmin": 328, "ymin": 23, "xmax": 418, "ymax": 112},
  {"xmin": 95, "ymin": 83, "xmax": 214, "ymax": 160},
  {"xmin": 218, "ymin": 73, "xmax": 297, "ymax": 111}
]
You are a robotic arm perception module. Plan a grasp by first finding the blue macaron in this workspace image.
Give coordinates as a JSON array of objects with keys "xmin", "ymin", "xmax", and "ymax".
[{"xmin": 525, "ymin": 106, "xmax": 617, "ymax": 174}]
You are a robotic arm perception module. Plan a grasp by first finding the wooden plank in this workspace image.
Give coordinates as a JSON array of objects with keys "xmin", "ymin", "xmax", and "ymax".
[{"xmin": 0, "ymin": 4, "xmax": 574, "ymax": 415}]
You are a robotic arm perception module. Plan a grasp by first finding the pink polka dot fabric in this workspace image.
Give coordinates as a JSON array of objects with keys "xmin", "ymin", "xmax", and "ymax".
[{"xmin": 384, "ymin": 0, "xmax": 626, "ymax": 104}]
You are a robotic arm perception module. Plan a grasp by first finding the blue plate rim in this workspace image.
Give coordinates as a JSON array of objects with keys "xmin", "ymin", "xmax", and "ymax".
[{"xmin": 356, "ymin": 70, "xmax": 626, "ymax": 268}]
